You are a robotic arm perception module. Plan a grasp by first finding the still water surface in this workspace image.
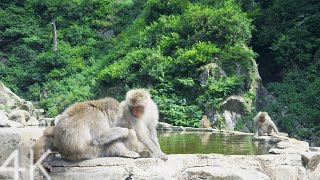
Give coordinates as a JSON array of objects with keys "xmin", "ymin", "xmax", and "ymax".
[{"xmin": 158, "ymin": 131, "xmax": 275, "ymax": 155}]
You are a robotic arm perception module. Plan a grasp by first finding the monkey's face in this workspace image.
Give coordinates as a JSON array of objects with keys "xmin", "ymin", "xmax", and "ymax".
[
  {"xmin": 130, "ymin": 105, "xmax": 144, "ymax": 118},
  {"xmin": 259, "ymin": 117, "xmax": 266, "ymax": 123}
]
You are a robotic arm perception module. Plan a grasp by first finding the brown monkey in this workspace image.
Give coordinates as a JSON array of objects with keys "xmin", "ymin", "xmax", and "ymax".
[
  {"xmin": 253, "ymin": 111, "xmax": 279, "ymax": 136},
  {"xmin": 31, "ymin": 126, "xmax": 57, "ymax": 171},
  {"xmin": 116, "ymin": 89, "xmax": 167, "ymax": 160},
  {"xmin": 54, "ymin": 97, "xmax": 139, "ymax": 161}
]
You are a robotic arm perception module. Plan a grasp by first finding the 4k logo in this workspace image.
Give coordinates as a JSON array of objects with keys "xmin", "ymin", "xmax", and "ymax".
[{"xmin": 0, "ymin": 149, "xmax": 52, "ymax": 180}]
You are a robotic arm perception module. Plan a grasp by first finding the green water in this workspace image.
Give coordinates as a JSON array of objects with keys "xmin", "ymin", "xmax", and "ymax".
[{"xmin": 158, "ymin": 132, "xmax": 275, "ymax": 155}]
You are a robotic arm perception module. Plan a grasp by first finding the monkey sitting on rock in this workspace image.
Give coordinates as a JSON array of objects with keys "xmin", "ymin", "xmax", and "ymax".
[
  {"xmin": 31, "ymin": 97, "xmax": 139, "ymax": 172},
  {"xmin": 253, "ymin": 111, "xmax": 279, "ymax": 137},
  {"xmin": 116, "ymin": 89, "xmax": 168, "ymax": 160}
]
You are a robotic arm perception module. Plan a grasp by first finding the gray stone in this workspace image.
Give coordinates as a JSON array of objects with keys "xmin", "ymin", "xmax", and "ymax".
[
  {"xmin": 301, "ymin": 152, "xmax": 320, "ymax": 171},
  {"xmin": 0, "ymin": 91, "xmax": 13, "ymax": 107},
  {"xmin": 159, "ymin": 126, "xmax": 185, "ymax": 132},
  {"xmin": 0, "ymin": 82, "xmax": 24, "ymax": 106},
  {"xmin": 257, "ymin": 154, "xmax": 308, "ymax": 180},
  {"xmin": 310, "ymin": 147, "xmax": 320, "ymax": 152},
  {"xmin": 199, "ymin": 67, "xmax": 209, "ymax": 86},
  {"xmin": 157, "ymin": 122, "xmax": 173, "ymax": 128},
  {"xmin": 185, "ymin": 127, "xmax": 213, "ymax": 132},
  {"xmin": 204, "ymin": 105, "xmax": 218, "ymax": 126},
  {"xmin": 308, "ymin": 162, "xmax": 320, "ymax": 180},
  {"xmin": 177, "ymin": 166, "xmax": 270, "ymax": 180},
  {"xmin": 221, "ymin": 96, "xmax": 245, "ymax": 113},
  {"xmin": 26, "ymin": 116, "xmax": 39, "ymax": 126},
  {"xmin": 269, "ymin": 138, "xmax": 309, "ymax": 154},
  {"xmin": 1, "ymin": 110, "xmax": 26, "ymax": 127},
  {"xmin": 6, "ymin": 119, "xmax": 25, "ymax": 128},
  {"xmin": 0, "ymin": 111, "xmax": 9, "ymax": 127},
  {"xmin": 38, "ymin": 117, "xmax": 55, "ymax": 126},
  {"xmin": 264, "ymin": 165, "xmax": 308, "ymax": 180},
  {"xmin": 33, "ymin": 108, "xmax": 45, "ymax": 119},
  {"xmin": 221, "ymin": 96, "xmax": 245, "ymax": 130},
  {"xmin": 19, "ymin": 101, "xmax": 34, "ymax": 114},
  {"xmin": 8, "ymin": 110, "xmax": 31, "ymax": 124},
  {"xmin": 38, "ymin": 118, "xmax": 47, "ymax": 126}
]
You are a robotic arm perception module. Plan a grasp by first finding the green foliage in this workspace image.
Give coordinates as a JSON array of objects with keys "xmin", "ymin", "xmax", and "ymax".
[
  {"xmin": 264, "ymin": 69, "xmax": 320, "ymax": 139},
  {"xmin": 252, "ymin": 0, "xmax": 320, "ymax": 140},
  {"xmin": 39, "ymin": 73, "xmax": 96, "ymax": 117},
  {"xmin": 152, "ymin": 92, "xmax": 203, "ymax": 127},
  {"xmin": 1, "ymin": 0, "xmax": 256, "ymax": 128}
]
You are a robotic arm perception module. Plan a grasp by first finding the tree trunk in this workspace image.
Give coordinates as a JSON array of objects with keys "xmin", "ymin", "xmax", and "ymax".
[{"xmin": 51, "ymin": 21, "xmax": 57, "ymax": 52}]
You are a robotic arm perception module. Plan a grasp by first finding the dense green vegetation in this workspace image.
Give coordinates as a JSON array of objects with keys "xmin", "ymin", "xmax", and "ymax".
[
  {"xmin": 0, "ymin": 0, "xmax": 319, "ymax": 142},
  {"xmin": 252, "ymin": 0, "xmax": 320, "ymax": 141}
]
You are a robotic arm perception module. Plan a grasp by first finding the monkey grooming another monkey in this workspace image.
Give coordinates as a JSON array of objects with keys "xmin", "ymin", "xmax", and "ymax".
[
  {"xmin": 117, "ymin": 89, "xmax": 167, "ymax": 160},
  {"xmin": 253, "ymin": 111, "xmax": 279, "ymax": 137},
  {"xmin": 54, "ymin": 97, "xmax": 139, "ymax": 161}
]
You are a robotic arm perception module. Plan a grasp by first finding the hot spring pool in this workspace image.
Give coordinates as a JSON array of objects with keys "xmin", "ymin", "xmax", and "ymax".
[{"xmin": 158, "ymin": 131, "xmax": 275, "ymax": 155}]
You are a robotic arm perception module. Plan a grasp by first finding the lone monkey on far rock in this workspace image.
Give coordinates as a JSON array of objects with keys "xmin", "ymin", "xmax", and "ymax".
[{"xmin": 253, "ymin": 111, "xmax": 279, "ymax": 137}]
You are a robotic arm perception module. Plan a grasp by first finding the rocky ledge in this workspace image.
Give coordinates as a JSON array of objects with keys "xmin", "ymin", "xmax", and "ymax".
[
  {"xmin": 0, "ymin": 128, "xmax": 319, "ymax": 180},
  {"xmin": 50, "ymin": 153, "xmax": 320, "ymax": 180}
]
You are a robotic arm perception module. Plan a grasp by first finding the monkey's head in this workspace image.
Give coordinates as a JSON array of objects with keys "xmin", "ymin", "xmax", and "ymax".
[
  {"xmin": 102, "ymin": 97, "xmax": 123, "ymax": 123},
  {"xmin": 259, "ymin": 112, "xmax": 267, "ymax": 122},
  {"xmin": 126, "ymin": 89, "xmax": 151, "ymax": 119}
]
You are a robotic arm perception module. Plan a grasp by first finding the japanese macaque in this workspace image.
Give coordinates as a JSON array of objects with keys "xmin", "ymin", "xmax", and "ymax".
[
  {"xmin": 54, "ymin": 97, "xmax": 139, "ymax": 161},
  {"xmin": 31, "ymin": 126, "xmax": 57, "ymax": 171},
  {"xmin": 116, "ymin": 89, "xmax": 167, "ymax": 160},
  {"xmin": 253, "ymin": 111, "xmax": 279, "ymax": 136},
  {"xmin": 200, "ymin": 115, "xmax": 211, "ymax": 128}
]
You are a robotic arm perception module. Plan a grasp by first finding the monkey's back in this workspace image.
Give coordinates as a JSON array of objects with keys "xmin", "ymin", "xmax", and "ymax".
[{"xmin": 54, "ymin": 102, "xmax": 103, "ymax": 160}]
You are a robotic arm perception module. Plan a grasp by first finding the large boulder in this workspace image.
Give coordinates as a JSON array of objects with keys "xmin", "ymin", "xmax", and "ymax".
[
  {"xmin": 221, "ymin": 96, "xmax": 245, "ymax": 130},
  {"xmin": 8, "ymin": 110, "xmax": 31, "ymax": 125},
  {"xmin": 26, "ymin": 116, "xmax": 40, "ymax": 126},
  {"xmin": 269, "ymin": 138, "xmax": 310, "ymax": 154},
  {"xmin": 0, "ymin": 111, "xmax": 9, "ymax": 127},
  {"xmin": 0, "ymin": 82, "xmax": 24, "ymax": 109},
  {"xmin": 0, "ymin": 110, "xmax": 25, "ymax": 127},
  {"xmin": 301, "ymin": 152, "xmax": 320, "ymax": 171},
  {"xmin": 19, "ymin": 101, "xmax": 34, "ymax": 115}
]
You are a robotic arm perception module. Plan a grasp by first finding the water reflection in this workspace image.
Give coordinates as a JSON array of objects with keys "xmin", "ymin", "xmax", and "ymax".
[{"xmin": 158, "ymin": 131, "xmax": 275, "ymax": 155}]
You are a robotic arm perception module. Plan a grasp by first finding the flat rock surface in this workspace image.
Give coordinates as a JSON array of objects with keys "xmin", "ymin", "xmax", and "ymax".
[{"xmin": 49, "ymin": 153, "xmax": 316, "ymax": 180}]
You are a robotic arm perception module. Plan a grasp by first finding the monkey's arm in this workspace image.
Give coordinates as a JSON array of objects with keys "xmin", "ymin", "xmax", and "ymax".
[
  {"xmin": 269, "ymin": 121, "xmax": 279, "ymax": 134},
  {"xmin": 135, "ymin": 123, "xmax": 166, "ymax": 159},
  {"xmin": 149, "ymin": 128, "xmax": 161, "ymax": 149},
  {"xmin": 92, "ymin": 127, "xmax": 129, "ymax": 146}
]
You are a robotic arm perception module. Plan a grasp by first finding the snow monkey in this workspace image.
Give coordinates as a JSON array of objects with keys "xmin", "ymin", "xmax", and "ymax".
[
  {"xmin": 31, "ymin": 126, "xmax": 57, "ymax": 171},
  {"xmin": 116, "ymin": 89, "xmax": 168, "ymax": 160},
  {"xmin": 54, "ymin": 97, "xmax": 139, "ymax": 161},
  {"xmin": 253, "ymin": 111, "xmax": 279, "ymax": 136}
]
